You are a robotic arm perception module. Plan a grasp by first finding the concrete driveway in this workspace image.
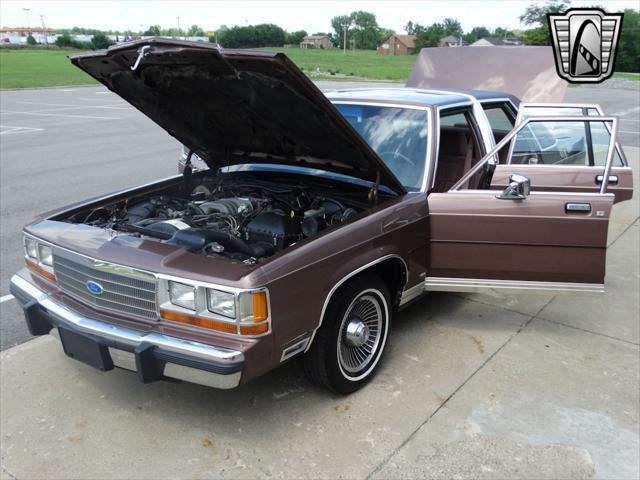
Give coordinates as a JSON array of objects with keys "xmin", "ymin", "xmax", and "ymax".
[{"xmin": 1, "ymin": 84, "xmax": 639, "ymax": 479}]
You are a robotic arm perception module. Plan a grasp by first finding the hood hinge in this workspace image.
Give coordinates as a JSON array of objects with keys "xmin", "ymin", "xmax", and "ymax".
[{"xmin": 368, "ymin": 170, "xmax": 380, "ymax": 205}]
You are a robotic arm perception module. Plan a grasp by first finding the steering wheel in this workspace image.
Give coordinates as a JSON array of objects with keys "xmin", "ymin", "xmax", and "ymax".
[{"xmin": 378, "ymin": 150, "xmax": 417, "ymax": 168}]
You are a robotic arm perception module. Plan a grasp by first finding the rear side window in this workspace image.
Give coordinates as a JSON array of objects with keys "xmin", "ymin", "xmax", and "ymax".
[
  {"xmin": 510, "ymin": 120, "xmax": 624, "ymax": 166},
  {"xmin": 483, "ymin": 106, "xmax": 515, "ymax": 133}
]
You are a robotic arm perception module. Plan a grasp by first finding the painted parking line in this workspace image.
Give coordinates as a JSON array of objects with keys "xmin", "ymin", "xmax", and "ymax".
[
  {"xmin": 0, "ymin": 294, "xmax": 15, "ymax": 304},
  {"xmin": 613, "ymin": 106, "xmax": 640, "ymax": 117},
  {"xmin": 0, "ymin": 110, "xmax": 121, "ymax": 121},
  {"xmin": 15, "ymin": 102, "xmax": 132, "ymax": 112},
  {"xmin": 0, "ymin": 125, "xmax": 45, "ymax": 135}
]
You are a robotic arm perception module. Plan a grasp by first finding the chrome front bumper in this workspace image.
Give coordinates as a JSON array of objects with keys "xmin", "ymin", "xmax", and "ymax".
[{"xmin": 10, "ymin": 274, "xmax": 244, "ymax": 389}]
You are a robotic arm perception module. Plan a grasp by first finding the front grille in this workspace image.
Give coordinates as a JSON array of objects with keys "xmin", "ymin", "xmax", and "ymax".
[{"xmin": 53, "ymin": 252, "xmax": 158, "ymax": 320}]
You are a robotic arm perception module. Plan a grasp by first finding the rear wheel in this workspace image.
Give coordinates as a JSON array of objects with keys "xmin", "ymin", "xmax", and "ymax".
[{"xmin": 303, "ymin": 274, "xmax": 391, "ymax": 394}]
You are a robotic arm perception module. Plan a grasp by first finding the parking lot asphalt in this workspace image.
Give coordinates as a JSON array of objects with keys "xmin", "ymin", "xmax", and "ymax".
[
  {"xmin": 1, "ymin": 82, "xmax": 639, "ymax": 350},
  {"xmin": 1, "ymin": 82, "xmax": 639, "ymax": 479}
]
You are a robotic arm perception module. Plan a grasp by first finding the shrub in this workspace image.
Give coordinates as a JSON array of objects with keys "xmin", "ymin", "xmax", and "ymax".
[
  {"xmin": 26, "ymin": 35, "xmax": 37, "ymax": 46},
  {"xmin": 90, "ymin": 32, "xmax": 114, "ymax": 50}
]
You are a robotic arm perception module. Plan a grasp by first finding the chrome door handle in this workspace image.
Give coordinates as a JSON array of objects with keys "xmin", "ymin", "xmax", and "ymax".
[
  {"xmin": 565, "ymin": 203, "xmax": 592, "ymax": 213},
  {"xmin": 595, "ymin": 175, "xmax": 618, "ymax": 185}
]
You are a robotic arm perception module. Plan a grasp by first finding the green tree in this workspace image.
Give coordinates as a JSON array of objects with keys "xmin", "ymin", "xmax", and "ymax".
[
  {"xmin": 520, "ymin": 0, "xmax": 570, "ymax": 45},
  {"xmin": 143, "ymin": 25, "xmax": 161, "ymax": 36},
  {"xmin": 523, "ymin": 26, "xmax": 550, "ymax": 45},
  {"xmin": 55, "ymin": 33, "xmax": 73, "ymax": 47},
  {"xmin": 91, "ymin": 32, "xmax": 114, "ymax": 49},
  {"xmin": 217, "ymin": 24, "xmax": 286, "ymax": 48},
  {"xmin": 520, "ymin": 0, "xmax": 571, "ymax": 25},
  {"xmin": 26, "ymin": 35, "xmax": 37, "ymax": 45},
  {"xmin": 331, "ymin": 11, "xmax": 385, "ymax": 49},
  {"xmin": 404, "ymin": 21, "xmax": 424, "ymax": 35},
  {"xmin": 349, "ymin": 10, "xmax": 382, "ymax": 50},
  {"xmin": 286, "ymin": 30, "xmax": 307, "ymax": 45},
  {"xmin": 414, "ymin": 23, "xmax": 447, "ymax": 49},
  {"xmin": 464, "ymin": 26, "xmax": 491, "ymax": 43},
  {"xmin": 443, "ymin": 18, "xmax": 463, "ymax": 37},
  {"xmin": 187, "ymin": 25, "xmax": 204, "ymax": 36},
  {"xmin": 331, "ymin": 14, "xmax": 351, "ymax": 47},
  {"xmin": 615, "ymin": 8, "xmax": 640, "ymax": 72}
]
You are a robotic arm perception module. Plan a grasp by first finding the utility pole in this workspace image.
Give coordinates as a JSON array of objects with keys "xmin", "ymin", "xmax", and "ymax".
[
  {"xmin": 40, "ymin": 14, "xmax": 48, "ymax": 46},
  {"xmin": 23, "ymin": 8, "xmax": 31, "ymax": 39},
  {"xmin": 176, "ymin": 16, "xmax": 181, "ymax": 39},
  {"xmin": 342, "ymin": 21, "xmax": 349, "ymax": 54}
]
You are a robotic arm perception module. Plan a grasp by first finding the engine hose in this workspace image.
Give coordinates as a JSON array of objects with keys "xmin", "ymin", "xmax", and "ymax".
[{"xmin": 167, "ymin": 228, "xmax": 273, "ymax": 257}]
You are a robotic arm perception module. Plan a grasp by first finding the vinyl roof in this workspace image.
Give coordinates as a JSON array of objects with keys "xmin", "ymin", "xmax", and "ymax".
[{"xmin": 325, "ymin": 88, "xmax": 519, "ymax": 108}]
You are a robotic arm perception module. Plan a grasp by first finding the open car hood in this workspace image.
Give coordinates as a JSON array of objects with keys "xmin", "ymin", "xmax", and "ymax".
[
  {"xmin": 70, "ymin": 39, "xmax": 405, "ymax": 194},
  {"xmin": 407, "ymin": 46, "xmax": 567, "ymax": 103}
]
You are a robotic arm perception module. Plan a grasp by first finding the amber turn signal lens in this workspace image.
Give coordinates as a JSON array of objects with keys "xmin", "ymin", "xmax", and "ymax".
[
  {"xmin": 252, "ymin": 291, "xmax": 268, "ymax": 322},
  {"xmin": 239, "ymin": 322, "xmax": 269, "ymax": 335},
  {"xmin": 160, "ymin": 309, "xmax": 238, "ymax": 334},
  {"xmin": 26, "ymin": 259, "xmax": 56, "ymax": 283}
]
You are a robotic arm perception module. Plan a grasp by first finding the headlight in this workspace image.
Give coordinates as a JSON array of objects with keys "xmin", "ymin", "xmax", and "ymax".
[
  {"xmin": 25, "ymin": 237, "xmax": 38, "ymax": 260},
  {"xmin": 38, "ymin": 244, "xmax": 53, "ymax": 266},
  {"xmin": 207, "ymin": 289, "xmax": 236, "ymax": 318},
  {"xmin": 169, "ymin": 281, "xmax": 196, "ymax": 310}
]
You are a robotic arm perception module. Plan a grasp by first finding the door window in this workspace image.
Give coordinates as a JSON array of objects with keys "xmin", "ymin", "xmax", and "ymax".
[
  {"xmin": 511, "ymin": 120, "xmax": 623, "ymax": 166},
  {"xmin": 482, "ymin": 104, "xmax": 515, "ymax": 134},
  {"xmin": 515, "ymin": 103, "xmax": 626, "ymax": 167},
  {"xmin": 432, "ymin": 110, "xmax": 483, "ymax": 192}
]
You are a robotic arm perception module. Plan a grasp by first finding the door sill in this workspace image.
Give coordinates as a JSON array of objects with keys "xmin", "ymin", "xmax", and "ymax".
[{"xmin": 424, "ymin": 277, "xmax": 604, "ymax": 294}]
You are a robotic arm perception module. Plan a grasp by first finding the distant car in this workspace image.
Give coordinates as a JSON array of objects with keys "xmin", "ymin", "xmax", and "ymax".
[{"xmin": 11, "ymin": 39, "xmax": 633, "ymax": 394}]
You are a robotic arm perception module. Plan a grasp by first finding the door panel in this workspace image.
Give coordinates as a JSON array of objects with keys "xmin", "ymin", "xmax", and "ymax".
[
  {"xmin": 428, "ymin": 191, "xmax": 613, "ymax": 286},
  {"xmin": 491, "ymin": 165, "xmax": 633, "ymax": 203}
]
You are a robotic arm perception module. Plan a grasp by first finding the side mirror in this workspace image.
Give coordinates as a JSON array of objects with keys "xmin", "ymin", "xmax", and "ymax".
[{"xmin": 497, "ymin": 173, "xmax": 530, "ymax": 200}]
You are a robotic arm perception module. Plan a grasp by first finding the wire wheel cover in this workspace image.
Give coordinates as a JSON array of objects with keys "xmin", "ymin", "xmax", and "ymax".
[{"xmin": 338, "ymin": 293, "xmax": 383, "ymax": 374}]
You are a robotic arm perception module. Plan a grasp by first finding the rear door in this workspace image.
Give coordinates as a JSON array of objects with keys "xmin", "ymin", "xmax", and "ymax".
[
  {"xmin": 426, "ymin": 115, "xmax": 619, "ymax": 293},
  {"xmin": 491, "ymin": 103, "xmax": 633, "ymax": 203}
]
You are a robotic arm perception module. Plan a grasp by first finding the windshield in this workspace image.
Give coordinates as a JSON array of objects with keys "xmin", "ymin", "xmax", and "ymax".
[{"xmin": 334, "ymin": 104, "xmax": 429, "ymax": 191}]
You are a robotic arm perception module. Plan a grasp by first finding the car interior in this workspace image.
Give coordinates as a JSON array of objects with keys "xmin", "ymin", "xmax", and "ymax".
[{"xmin": 431, "ymin": 111, "xmax": 484, "ymax": 192}]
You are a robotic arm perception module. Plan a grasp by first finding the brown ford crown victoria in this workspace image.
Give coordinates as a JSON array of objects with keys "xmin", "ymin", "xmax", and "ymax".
[{"xmin": 10, "ymin": 40, "xmax": 634, "ymax": 393}]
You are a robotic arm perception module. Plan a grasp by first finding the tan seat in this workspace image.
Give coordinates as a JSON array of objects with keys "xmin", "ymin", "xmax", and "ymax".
[{"xmin": 433, "ymin": 128, "xmax": 474, "ymax": 192}]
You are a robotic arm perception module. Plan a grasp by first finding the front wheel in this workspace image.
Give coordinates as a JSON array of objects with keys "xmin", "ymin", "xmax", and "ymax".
[{"xmin": 303, "ymin": 274, "xmax": 391, "ymax": 394}]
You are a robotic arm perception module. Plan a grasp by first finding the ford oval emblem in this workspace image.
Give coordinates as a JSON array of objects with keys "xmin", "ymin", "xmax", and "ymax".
[{"xmin": 86, "ymin": 281, "xmax": 104, "ymax": 295}]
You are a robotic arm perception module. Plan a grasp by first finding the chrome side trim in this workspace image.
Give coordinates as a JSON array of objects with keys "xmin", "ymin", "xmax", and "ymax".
[
  {"xmin": 424, "ymin": 277, "xmax": 604, "ymax": 293},
  {"xmin": 399, "ymin": 282, "xmax": 426, "ymax": 306},
  {"xmin": 280, "ymin": 337, "xmax": 310, "ymax": 362},
  {"xmin": 11, "ymin": 274, "xmax": 245, "ymax": 365},
  {"xmin": 304, "ymin": 254, "xmax": 409, "ymax": 353}
]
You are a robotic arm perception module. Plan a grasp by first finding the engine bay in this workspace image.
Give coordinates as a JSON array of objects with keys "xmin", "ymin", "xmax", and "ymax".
[{"xmin": 62, "ymin": 172, "xmax": 372, "ymax": 263}]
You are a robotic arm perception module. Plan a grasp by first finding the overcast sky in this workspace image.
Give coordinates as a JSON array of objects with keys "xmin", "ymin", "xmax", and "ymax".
[{"xmin": 1, "ymin": 0, "xmax": 637, "ymax": 34}]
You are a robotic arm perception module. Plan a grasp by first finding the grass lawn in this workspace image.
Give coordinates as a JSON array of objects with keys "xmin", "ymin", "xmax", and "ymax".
[
  {"xmin": 263, "ymin": 48, "xmax": 415, "ymax": 81},
  {"xmin": 1, "ymin": 47, "xmax": 413, "ymax": 89},
  {"xmin": 612, "ymin": 72, "xmax": 640, "ymax": 81},
  {"xmin": 1, "ymin": 46, "xmax": 636, "ymax": 89},
  {"xmin": 0, "ymin": 48, "xmax": 98, "ymax": 88}
]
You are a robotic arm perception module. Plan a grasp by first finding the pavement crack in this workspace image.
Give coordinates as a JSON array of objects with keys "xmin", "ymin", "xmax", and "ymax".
[
  {"xmin": 1, "ymin": 466, "xmax": 18, "ymax": 480},
  {"xmin": 452, "ymin": 293, "xmax": 542, "ymax": 318},
  {"xmin": 366, "ymin": 297, "xmax": 555, "ymax": 479},
  {"xmin": 536, "ymin": 316, "xmax": 640, "ymax": 346}
]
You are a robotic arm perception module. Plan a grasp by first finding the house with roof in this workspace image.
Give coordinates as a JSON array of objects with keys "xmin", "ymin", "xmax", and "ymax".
[
  {"xmin": 438, "ymin": 35, "xmax": 468, "ymax": 47},
  {"xmin": 377, "ymin": 34, "xmax": 416, "ymax": 55},
  {"xmin": 471, "ymin": 37, "xmax": 523, "ymax": 47},
  {"xmin": 300, "ymin": 35, "xmax": 333, "ymax": 49}
]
